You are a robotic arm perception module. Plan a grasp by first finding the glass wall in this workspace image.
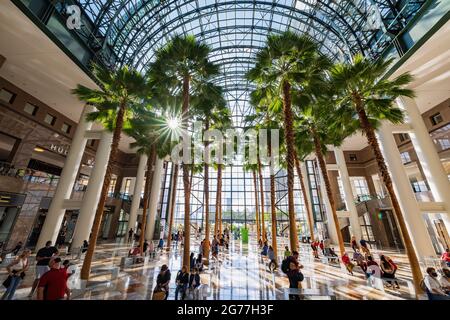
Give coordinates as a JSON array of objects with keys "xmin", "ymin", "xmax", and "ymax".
[{"xmin": 158, "ymin": 163, "xmax": 309, "ymax": 237}]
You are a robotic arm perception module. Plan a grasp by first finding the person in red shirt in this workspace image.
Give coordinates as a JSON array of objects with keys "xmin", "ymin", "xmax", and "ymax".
[
  {"xmin": 341, "ymin": 252, "xmax": 355, "ymax": 275},
  {"xmin": 441, "ymin": 249, "xmax": 450, "ymax": 267},
  {"xmin": 37, "ymin": 257, "xmax": 70, "ymax": 300}
]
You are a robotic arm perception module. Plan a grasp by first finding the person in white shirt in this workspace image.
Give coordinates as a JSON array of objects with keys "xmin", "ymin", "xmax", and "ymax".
[
  {"xmin": 439, "ymin": 268, "xmax": 450, "ymax": 294},
  {"xmin": 424, "ymin": 267, "xmax": 450, "ymax": 300}
]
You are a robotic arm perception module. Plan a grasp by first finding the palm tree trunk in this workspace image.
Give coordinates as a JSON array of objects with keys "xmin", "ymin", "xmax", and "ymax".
[
  {"xmin": 282, "ymin": 81, "xmax": 298, "ymax": 252},
  {"xmin": 214, "ymin": 165, "xmax": 222, "ymax": 237},
  {"xmin": 166, "ymin": 164, "xmax": 179, "ymax": 251},
  {"xmin": 139, "ymin": 146, "xmax": 157, "ymax": 253},
  {"xmin": 252, "ymin": 170, "xmax": 261, "ymax": 243},
  {"xmin": 294, "ymin": 151, "xmax": 315, "ymax": 242},
  {"xmin": 219, "ymin": 174, "xmax": 222, "ymax": 234},
  {"xmin": 257, "ymin": 154, "xmax": 266, "ymax": 242},
  {"xmin": 355, "ymin": 101, "xmax": 423, "ymax": 297},
  {"xmin": 268, "ymin": 137, "xmax": 278, "ymax": 257},
  {"xmin": 182, "ymin": 75, "xmax": 191, "ymax": 271},
  {"xmin": 204, "ymin": 119, "xmax": 211, "ymax": 263},
  {"xmin": 311, "ymin": 127, "xmax": 345, "ymax": 256},
  {"xmin": 80, "ymin": 102, "xmax": 126, "ymax": 280}
]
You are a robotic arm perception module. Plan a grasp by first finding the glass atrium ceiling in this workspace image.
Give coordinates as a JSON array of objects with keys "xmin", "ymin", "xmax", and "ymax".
[{"xmin": 74, "ymin": 0, "xmax": 424, "ymax": 126}]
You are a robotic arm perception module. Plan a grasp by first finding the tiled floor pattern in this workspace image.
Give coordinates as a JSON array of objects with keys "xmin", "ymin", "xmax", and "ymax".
[{"xmin": 0, "ymin": 236, "xmax": 425, "ymax": 300}]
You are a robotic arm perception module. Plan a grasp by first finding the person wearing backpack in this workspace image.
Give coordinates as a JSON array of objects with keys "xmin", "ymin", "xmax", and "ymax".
[{"xmin": 285, "ymin": 251, "xmax": 304, "ymax": 300}]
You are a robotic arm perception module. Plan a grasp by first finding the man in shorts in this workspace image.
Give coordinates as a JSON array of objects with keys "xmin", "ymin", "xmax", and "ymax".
[{"xmin": 28, "ymin": 240, "xmax": 59, "ymax": 298}]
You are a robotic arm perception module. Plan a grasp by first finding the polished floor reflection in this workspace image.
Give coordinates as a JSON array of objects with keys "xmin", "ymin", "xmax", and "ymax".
[{"xmin": 1, "ymin": 235, "xmax": 432, "ymax": 300}]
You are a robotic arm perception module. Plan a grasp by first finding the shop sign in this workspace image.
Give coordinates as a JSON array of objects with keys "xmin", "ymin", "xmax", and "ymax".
[{"xmin": 50, "ymin": 144, "xmax": 69, "ymax": 155}]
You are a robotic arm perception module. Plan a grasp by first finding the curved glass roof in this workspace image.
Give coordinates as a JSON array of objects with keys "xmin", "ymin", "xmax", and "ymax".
[{"xmin": 75, "ymin": 0, "xmax": 424, "ymax": 126}]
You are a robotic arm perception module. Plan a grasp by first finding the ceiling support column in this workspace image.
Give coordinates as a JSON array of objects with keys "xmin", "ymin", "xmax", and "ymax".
[
  {"xmin": 316, "ymin": 159, "xmax": 339, "ymax": 246},
  {"xmin": 398, "ymin": 97, "xmax": 450, "ymax": 231},
  {"xmin": 377, "ymin": 120, "xmax": 435, "ymax": 259},
  {"xmin": 128, "ymin": 154, "xmax": 148, "ymax": 233},
  {"xmin": 146, "ymin": 157, "xmax": 164, "ymax": 241},
  {"xmin": 334, "ymin": 147, "xmax": 363, "ymax": 242},
  {"xmin": 36, "ymin": 105, "xmax": 93, "ymax": 250},
  {"xmin": 71, "ymin": 130, "xmax": 112, "ymax": 250}
]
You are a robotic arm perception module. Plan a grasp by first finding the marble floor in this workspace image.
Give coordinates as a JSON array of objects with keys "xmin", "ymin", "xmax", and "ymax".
[{"xmin": 0, "ymin": 235, "xmax": 436, "ymax": 300}]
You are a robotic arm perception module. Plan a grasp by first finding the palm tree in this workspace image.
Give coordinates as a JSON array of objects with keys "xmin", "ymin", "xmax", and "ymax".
[
  {"xmin": 257, "ymin": 148, "xmax": 267, "ymax": 242},
  {"xmin": 330, "ymin": 54, "xmax": 423, "ymax": 296},
  {"xmin": 248, "ymin": 32, "xmax": 329, "ymax": 252},
  {"xmin": 191, "ymin": 82, "xmax": 228, "ymax": 262},
  {"xmin": 248, "ymin": 84, "xmax": 285, "ymax": 255},
  {"xmin": 149, "ymin": 35, "xmax": 220, "ymax": 270},
  {"xmin": 211, "ymin": 125, "xmax": 232, "ymax": 239},
  {"xmin": 72, "ymin": 64, "xmax": 147, "ymax": 280},
  {"xmin": 243, "ymin": 157, "xmax": 261, "ymax": 243},
  {"xmin": 293, "ymin": 95, "xmax": 354, "ymax": 256},
  {"xmin": 126, "ymin": 95, "xmax": 180, "ymax": 253}
]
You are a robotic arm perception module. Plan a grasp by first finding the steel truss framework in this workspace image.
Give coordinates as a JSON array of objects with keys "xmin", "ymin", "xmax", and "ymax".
[{"xmin": 71, "ymin": 0, "xmax": 425, "ymax": 127}]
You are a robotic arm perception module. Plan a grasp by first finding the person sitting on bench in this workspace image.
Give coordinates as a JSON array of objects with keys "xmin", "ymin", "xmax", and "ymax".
[
  {"xmin": 328, "ymin": 248, "xmax": 338, "ymax": 262},
  {"xmin": 128, "ymin": 245, "xmax": 143, "ymax": 263},
  {"xmin": 380, "ymin": 255, "xmax": 399, "ymax": 289}
]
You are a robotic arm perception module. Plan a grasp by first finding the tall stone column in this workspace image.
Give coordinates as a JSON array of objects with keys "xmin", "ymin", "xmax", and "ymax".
[
  {"xmin": 334, "ymin": 147, "xmax": 363, "ymax": 241},
  {"xmin": 399, "ymin": 97, "xmax": 450, "ymax": 230},
  {"xmin": 146, "ymin": 158, "xmax": 164, "ymax": 240},
  {"xmin": 128, "ymin": 154, "xmax": 148, "ymax": 233},
  {"xmin": 70, "ymin": 130, "xmax": 112, "ymax": 250},
  {"xmin": 316, "ymin": 159, "xmax": 339, "ymax": 245},
  {"xmin": 36, "ymin": 105, "xmax": 94, "ymax": 250},
  {"xmin": 377, "ymin": 121, "xmax": 435, "ymax": 258}
]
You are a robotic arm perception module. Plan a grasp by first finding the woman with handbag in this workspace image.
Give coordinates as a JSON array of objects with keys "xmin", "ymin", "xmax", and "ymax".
[
  {"xmin": 153, "ymin": 264, "xmax": 171, "ymax": 300},
  {"xmin": 2, "ymin": 249, "xmax": 31, "ymax": 300}
]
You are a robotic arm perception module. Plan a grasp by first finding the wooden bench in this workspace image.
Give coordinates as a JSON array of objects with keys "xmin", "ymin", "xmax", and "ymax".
[
  {"xmin": 284, "ymin": 288, "xmax": 336, "ymax": 300},
  {"xmin": 120, "ymin": 255, "xmax": 149, "ymax": 268},
  {"xmin": 321, "ymin": 255, "xmax": 339, "ymax": 265}
]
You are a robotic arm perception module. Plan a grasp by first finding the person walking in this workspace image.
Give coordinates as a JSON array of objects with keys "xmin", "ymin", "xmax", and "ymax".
[
  {"xmin": 158, "ymin": 238, "xmax": 164, "ymax": 251},
  {"xmin": 189, "ymin": 268, "xmax": 201, "ymax": 299},
  {"xmin": 359, "ymin": 239, "xmax": 370, "ymax": 257},
  {"xmin": 128, "ymin": 228, "xmax": 134, "ymax": 243},
  {"xmin": 190, "ymin": 252, "xmax": 196, "ymax": 270},
  {"xmin": 28, "ymin": 241, "xmax": 59, "ymax": 298},
  {"xmin": 196, "ymin": 254, "xmax": 204, "ymax": 272},
  {"xmin": 143, "ymin": 240, "xmax": 149, "ymax": 255},
  {"xmin": 37, "ymin": 257, "xmax": 70, "ymax": 300},
  {"xmin": 175, "ymin": 266, "xmax": 189, "ymax": 300},
  {"xmin": 341, "ymin": 252, "xmax": 355, "ymax": 275},
  {"xmin": 310, "ymin": 241, "xmax": 319, "ymax": 259},
  {"xmin": 81, "ymin": 240, "xmax": 89, "ymax": 253},
  {"xmin": 284, "ymin": 246, "xmax": 291, "ymax": 258},
  {"xmin": 286, "ymin": 251, "xmax": 304, "ymax": 300},
  {"xmin": 2, "ymin": 249, "xmax": 31, "ymax": 300},
  {"xmin": 350, "ymin": 236, "xmax": 359, "ymax": 252},
  {"xmin": 268, "ymin": 246, "xmax": 277, "ymax": 272}
]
